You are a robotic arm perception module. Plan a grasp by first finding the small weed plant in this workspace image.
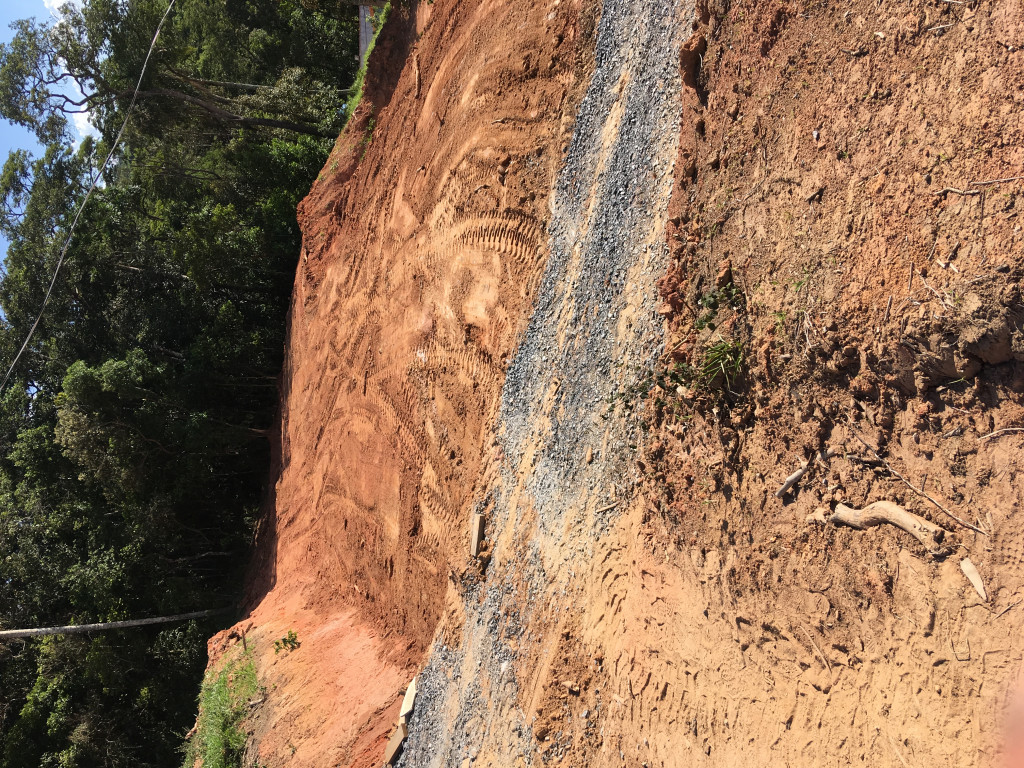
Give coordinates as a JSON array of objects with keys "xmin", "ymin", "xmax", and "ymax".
[
  {"xmin": 274, "ymin": 630, "xmax": 300, "ymax": 654},
  {"xmin": 700, "ymin": 339, "xmax": 744, "ymax": 391},
  {"xmin": 696, "ymin": 283, "xmax": 744, "ymax": 330}
]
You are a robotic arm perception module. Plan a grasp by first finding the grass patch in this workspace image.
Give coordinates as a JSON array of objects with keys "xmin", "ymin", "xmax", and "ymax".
[
  {"xmin": 182, "ymin": 650, "xmax": 262, "ymax": 768},
  {"xmin": 341, "ymin": 2, "xmax": 392, "ymax": 129},
  {"xmin": 699, "ymin": 338, "xmax": 744, "ymax": 391}
]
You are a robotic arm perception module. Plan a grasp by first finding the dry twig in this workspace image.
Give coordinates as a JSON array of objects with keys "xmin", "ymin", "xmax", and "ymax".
[
  {"xmin": 932, "ymin": 187, "xmax": 979, "ymax": 197},
  {"xmin": 971, "ymin": 175, "xmax": 1024, "ymax": 187},
  {"xmin": 798, "ymin": 625, "xmax": 832, "ymax": 674},
  {"xmin": 979, "ymin": 427, "xmax": 1024, "ymax": 441},
  {"xmin": 847, "ymin": 425, "xmax": 986, "ymax": 534},
  {"xmin": 996, "ymin": 600, "xmax": 1021, "ymax": 618}
]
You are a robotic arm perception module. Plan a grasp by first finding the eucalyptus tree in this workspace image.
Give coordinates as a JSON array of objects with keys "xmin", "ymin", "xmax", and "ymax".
[{"xmin": 0, "ymin": 1, "xmax": 360, "ymax": 764}]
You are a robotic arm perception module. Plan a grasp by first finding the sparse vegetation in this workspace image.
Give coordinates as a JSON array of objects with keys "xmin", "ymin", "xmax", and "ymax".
[
  {"xmin": 274, "ymin": 630, "xmax": 301, "ymax": 654},
  {"xmin": 182, "ymin": 651, "xmax": 262, "ymax": 768},
  {"xmin": 342, "ymin": 3, "xmax": 391, "ymax": 127}
]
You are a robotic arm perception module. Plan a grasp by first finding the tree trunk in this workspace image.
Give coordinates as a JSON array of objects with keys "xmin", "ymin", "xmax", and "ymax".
[
  {"xmin": 0, "ymin": 607, "xmax": 231, "ymax": 640},
  {"xmin": 131, "ymin": 88, "xmax": 338, "ymax": 139}
]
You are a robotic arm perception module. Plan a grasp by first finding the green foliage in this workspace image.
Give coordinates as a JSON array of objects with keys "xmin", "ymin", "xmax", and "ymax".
[
  {"xmin": 0, "ymin": 0, "xmax": 361, "ymax": 765},
  {"xmin": 695, "ymin": 283, "xmax": 744, "ymax": 331},
  {"xmin": 181, "ymin": 650, "xmax": 261, "ymax": 768},
  {"xmin": 273, "ymin": 630, "xmax": 300, "ymax": 654},
  {"xmin": 0, "ymin": 0, "xmax": 361, "ymax": 144},
  {"xmin": 341, "ymin": 2, "xmax": 390, "ymax": 126}
]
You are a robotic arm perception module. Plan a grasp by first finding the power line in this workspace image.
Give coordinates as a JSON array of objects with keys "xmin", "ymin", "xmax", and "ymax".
[{"xmin": 0, "ymin": 0, "xmax": 178, "ymax": 394}]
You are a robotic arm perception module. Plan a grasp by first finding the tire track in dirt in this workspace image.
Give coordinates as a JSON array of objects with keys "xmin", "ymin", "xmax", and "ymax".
[
  {"xmin": 216, "ymin": 1, "xmax": 592, "ymax": 766},
  {"xmin": 398, "ymin": 1, "xmax": 688, "ymax": 765}
]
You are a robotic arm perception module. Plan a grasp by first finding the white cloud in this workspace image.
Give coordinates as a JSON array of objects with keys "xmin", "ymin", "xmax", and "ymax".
[
  {"xmin": 71, "ymin": 108, "xmax": 97, "ymax": 141},
  {"xmin": 43, "ymin": 0, "xmax": 81, "ymax": 16}
]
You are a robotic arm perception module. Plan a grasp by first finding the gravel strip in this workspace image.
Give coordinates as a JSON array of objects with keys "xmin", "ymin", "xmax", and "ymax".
[{"xmin": 398, "ymin": 0, "xmax": 689, "ymax": 764}]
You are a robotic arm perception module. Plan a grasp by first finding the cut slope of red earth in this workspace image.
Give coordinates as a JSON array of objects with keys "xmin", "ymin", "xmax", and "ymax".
[
  {"xmin": 198, "ymin": 0, "xmax": 1024, "ymax": 765},
  {"xmin": 628, "ymin": 0, "xmax": 1024, "ymax": 763},
  {"xmin": 204, "ymin": 1, "xmax": 593, "ymax": 766}
]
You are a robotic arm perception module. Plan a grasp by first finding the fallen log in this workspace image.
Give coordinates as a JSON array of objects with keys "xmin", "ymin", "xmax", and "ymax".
[{"xmin": 812, "ymin": 501, "xmax": 951, "ymax": 557}]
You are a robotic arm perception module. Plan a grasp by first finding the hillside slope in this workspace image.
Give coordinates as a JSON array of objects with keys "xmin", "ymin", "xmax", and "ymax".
[
  {"xmin": 205, "ymin": 0, "xmax": 1024, "ymax": 765},
  {"xmin": 204, "ymin": 1, "xmax": 594, "ymax": 766}
]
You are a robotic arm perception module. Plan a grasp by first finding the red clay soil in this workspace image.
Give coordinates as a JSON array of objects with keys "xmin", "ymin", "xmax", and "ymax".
[
  {"xmin": 197, "ymin": 0, "xmax": 1024, "ymax": 764},
  {"xmin": 204, "ymin": 1, "xmax": 593, "ymax": 765}
]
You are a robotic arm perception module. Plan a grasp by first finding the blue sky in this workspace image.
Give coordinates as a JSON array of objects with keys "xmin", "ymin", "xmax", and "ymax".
[{"xmin": 0, "ymin": 0, "xmax": 87, "ymax": 262}]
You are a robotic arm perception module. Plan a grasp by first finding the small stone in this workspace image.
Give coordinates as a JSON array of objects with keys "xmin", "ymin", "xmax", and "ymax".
[{"xmin": 716, "ymin": 258, "xmax": 733, "ymax": 287}]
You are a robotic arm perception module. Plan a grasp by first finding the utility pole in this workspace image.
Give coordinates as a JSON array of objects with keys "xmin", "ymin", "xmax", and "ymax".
[{"xmin": 359, "ymin": 6, "xmax": 375, "ymax": 66}]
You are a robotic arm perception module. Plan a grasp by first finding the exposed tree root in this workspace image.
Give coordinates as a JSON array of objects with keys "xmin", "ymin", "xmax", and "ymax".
[{"xmin": 811, "ymin": 501, "xmax": 952, "ymax": 557}]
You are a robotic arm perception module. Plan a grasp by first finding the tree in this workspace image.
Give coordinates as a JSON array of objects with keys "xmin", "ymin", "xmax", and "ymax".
[
  {"xmin": 0, "ymin": 0, "xmax": 361, "ymax": 764},
  {"xmin": 0, "ymin": 0, "xmax": 358, "ymax": 145}
]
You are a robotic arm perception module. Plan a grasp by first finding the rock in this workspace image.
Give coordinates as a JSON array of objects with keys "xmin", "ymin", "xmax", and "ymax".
[{"xmin": 716, "ymin": 258, "xmax": 733, "ymax": 287}]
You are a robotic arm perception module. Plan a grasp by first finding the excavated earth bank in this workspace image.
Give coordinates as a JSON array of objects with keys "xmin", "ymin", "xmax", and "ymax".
[{"xmin": 201, "ymin": 0, "xmax": 1024, "ymax": 765}]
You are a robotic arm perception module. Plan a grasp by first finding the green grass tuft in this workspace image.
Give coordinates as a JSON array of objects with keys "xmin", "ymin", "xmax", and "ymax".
[
  {"xmin": 182, "ymin": 651, "xmax": 262, "ymax": 768},
  {"xmin": 342, "ymin": 3, "xmax": 392, "ymax": 129},
  {"xmin": 699, "ymin": 339, "xmax": 744, "ymax": 391}
]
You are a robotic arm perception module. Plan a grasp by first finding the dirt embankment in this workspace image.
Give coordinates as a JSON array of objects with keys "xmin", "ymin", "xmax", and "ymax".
[
  {"xmin": 400, "ymin": 0, "xmax": 1024, "ymax": 764},
  {"xmin": 633, "ymin": 0, "xmax": 1024, "ymax": 763},
  {"xmin": 202, "ymin": 0, "xmax": 1024, "ymax": 766},
  {"xmin": 205, "ymin": 1, "xmax": 593, "ymax": 765}
]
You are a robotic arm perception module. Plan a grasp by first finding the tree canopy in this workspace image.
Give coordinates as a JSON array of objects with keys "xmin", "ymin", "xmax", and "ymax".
[{"xmin": 0, "ymin": 1, "xmax": 359, "ymax": 765}]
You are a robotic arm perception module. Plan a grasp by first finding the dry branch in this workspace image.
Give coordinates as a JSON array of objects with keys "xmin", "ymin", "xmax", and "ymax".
[
  {"xmin": 827, "ymin": 501, "xmax": 950, "ymax": 557},
  {"xmin": 846, "ymin": 425, "xmax": 986, "ymax": 534}
]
